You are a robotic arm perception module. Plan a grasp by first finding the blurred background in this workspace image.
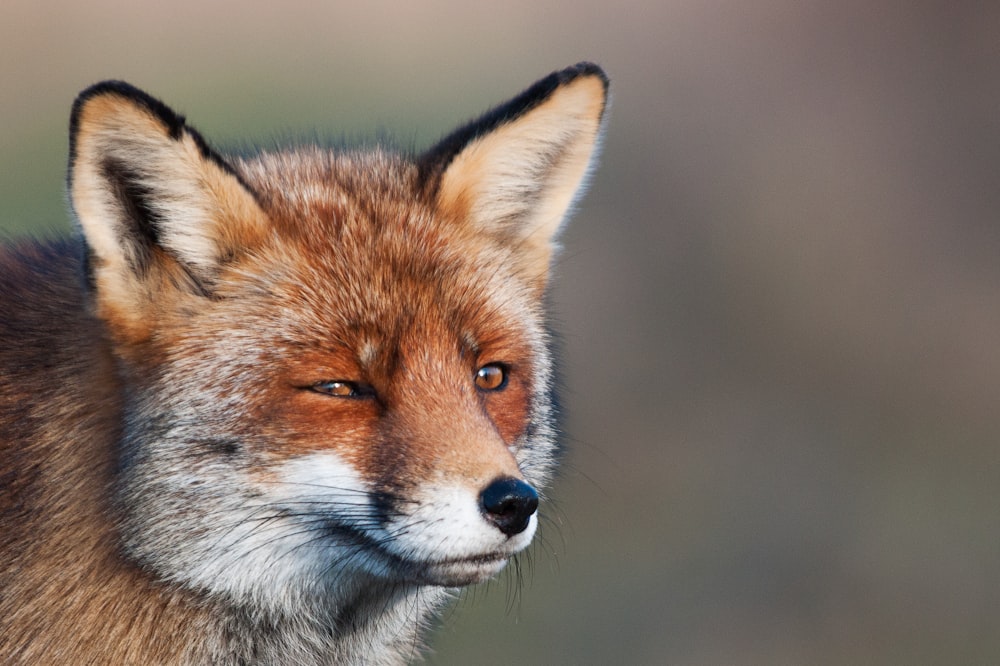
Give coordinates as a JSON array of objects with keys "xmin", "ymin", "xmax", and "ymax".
[{"xmin": 3, "ymin": 1, "xmax": 999, "ymax": 663}]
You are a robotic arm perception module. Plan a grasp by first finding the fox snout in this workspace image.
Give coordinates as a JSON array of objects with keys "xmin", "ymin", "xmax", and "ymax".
[{"xmin": 480, "ymin": 476, "xmax": 539, "ymax": 537}]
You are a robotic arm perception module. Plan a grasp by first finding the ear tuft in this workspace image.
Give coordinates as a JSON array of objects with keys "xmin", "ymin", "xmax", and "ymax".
[{"xmin": 420, "ymin": 63, "xmax": 609, "ymax": 288}]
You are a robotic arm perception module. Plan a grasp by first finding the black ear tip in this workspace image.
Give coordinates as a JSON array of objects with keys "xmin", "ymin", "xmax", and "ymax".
[
  {"xmin": 67, "ymin": 80, "xmax": 248, "ymax": 193},
  {"xmin": 74, "ymin": 80, "xmax": 147, "ymax": 107},
  {"xmin": 70, "ymin": 80, "xmax": 187, "ymax": 145},
  {"xmin": 417, "ymin": 62, "xmax": 609, "ymax": 189},
  {"xmin": 559, "ymin": 62, "xmax": 609, "ymax": 90}
]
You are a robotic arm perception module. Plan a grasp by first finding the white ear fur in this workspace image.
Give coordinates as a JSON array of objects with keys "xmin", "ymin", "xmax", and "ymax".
[
  {"xmin": 431, "ymin": 65, "xmax": 608, "ymax": 282},
  {"xmin": 69, "ymin": 82, "xmax": 267, "ymax": 339}
]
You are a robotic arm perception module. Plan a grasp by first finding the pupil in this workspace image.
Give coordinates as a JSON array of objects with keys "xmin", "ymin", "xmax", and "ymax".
[{"xmin": 478, "ymin": 365, "xmax": 504, "ymax": 389}]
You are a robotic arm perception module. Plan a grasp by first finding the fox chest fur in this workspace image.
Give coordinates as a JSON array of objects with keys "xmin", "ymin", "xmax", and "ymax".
[{"xmin": 0, "ymin": 64, "xmax": 607, "ymax": 665}]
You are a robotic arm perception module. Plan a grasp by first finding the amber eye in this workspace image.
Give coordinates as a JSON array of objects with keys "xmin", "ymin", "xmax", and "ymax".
[
  {"xmin": 311, "ymin": 380, "xmax": 363, "ymax": 397},
  {"xmin": 475, "ymin": 363, "xmax": 508, "ymax": 391}
]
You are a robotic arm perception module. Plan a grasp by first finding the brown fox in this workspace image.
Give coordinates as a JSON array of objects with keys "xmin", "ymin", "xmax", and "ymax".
[{"xmin": 0, "ymin": 63, "xmax": 608, "ymax": 664}]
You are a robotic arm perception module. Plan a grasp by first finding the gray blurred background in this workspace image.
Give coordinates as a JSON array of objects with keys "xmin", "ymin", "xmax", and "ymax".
[{"xmin": 3, "ymin": 1, "xmax": 999, "ymax": 663}]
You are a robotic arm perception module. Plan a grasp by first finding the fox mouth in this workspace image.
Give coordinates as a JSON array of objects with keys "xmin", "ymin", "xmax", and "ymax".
[
  {"xmin": 322, "ymin": 520, "xmax": 513, "ymax": 586},
  {"xmin": 369, "ymin": 538, "xmax": 513, "ymax": 587},
  {"xmin": 413, "ymin": 553, "xmax": 511, "ymax": 587}
]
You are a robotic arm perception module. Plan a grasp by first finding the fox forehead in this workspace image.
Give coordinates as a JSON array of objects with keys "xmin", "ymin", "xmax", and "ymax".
[{"xmin": 213, "ymin": 147, "xmax": 542, "ymax": 357}]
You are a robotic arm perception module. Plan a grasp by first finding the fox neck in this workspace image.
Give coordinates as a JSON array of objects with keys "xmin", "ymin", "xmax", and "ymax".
[{"xmin": 206, "ymin": 581, "xmax": 448, "ymax": 665}]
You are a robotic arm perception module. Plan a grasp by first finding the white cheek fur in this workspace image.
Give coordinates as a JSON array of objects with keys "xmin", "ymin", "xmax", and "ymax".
[
  {"xmin": 134, "ymin": 451, "xmax": 378, "ymax": 609},
  {"xmin": 155, "ymin": 450, "xmax": 538, "ymax": 607},
  {"xmin": 275, "ymin": 453, "xmax": 374, "ymax": 522}
]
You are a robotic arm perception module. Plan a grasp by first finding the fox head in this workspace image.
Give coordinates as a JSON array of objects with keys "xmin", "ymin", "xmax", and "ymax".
[{"xmin": 68, "ymin": 65, "xmax": 608, "ymax": 611}]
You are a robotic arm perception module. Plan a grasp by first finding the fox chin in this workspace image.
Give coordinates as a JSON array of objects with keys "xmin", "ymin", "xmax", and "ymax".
[{"xmin": 0, "ymin": 63, "xmax": 608, "ymax": 665}]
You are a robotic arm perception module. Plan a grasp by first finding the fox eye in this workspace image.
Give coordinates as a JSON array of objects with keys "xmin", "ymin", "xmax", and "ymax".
[
  {"xmin": 311, "ymin": 380, "xmax": 367, "ymax": 398},
  {"xmin": 475, "ymin": 363, "xmax": 508, "ymax": 391}
]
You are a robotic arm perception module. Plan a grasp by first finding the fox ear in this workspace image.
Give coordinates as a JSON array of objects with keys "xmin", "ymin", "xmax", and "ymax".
[
  {"xmin": 420, "ymin": 63, "xmax": 608, "ymax": 288},
  {"xmin": 69, "ymin": 81, "xmax": 267, "ymax": 341}
]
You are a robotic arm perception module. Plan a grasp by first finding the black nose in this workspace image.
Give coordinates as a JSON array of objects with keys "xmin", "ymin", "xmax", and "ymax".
[{"xmin": 479, "ymin": 477, "xmax": 539, "ymax": 537}]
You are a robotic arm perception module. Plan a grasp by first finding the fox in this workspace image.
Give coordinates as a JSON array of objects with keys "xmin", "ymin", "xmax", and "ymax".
[{"xmin": 0, "ymin": 63, "xmax": 608, "ymax": 664}]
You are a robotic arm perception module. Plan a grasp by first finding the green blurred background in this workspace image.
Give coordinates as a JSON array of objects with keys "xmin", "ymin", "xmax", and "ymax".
[{"xmin": 3, "ymin": 1, "xmax": 999, "ymax": 663}]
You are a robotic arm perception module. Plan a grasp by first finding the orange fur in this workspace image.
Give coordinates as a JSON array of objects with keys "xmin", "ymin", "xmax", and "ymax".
[{"xmin": 0, "ymin": 64, "xmax": 608, "ymax": 664}]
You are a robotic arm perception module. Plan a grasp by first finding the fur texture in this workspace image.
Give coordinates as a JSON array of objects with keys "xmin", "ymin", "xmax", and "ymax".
[{"xmin": 0, "ymin": 63, "xmax": 608, "ymax": 664}]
